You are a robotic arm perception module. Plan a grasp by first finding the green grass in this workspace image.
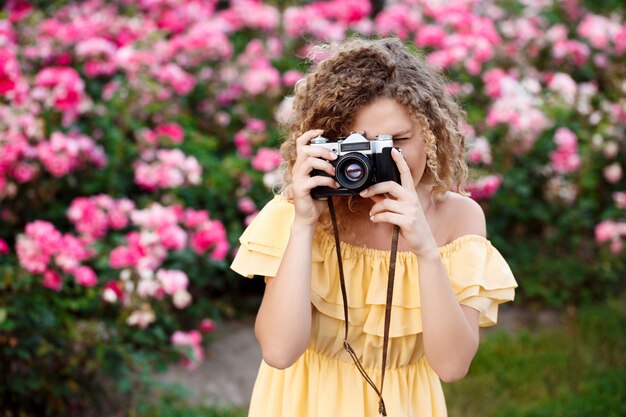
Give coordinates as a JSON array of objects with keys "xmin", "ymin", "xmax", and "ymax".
[
  {"xmin": 444, "ymin": 298, "xmax": 626, "ymax": 417},
  {"xmin": 131, "ymin": 396, "xmax": 247, "ymax": 417},
  {"xmin": 134, "ymin": 298, "xmax": 625, "ymax": 417}
]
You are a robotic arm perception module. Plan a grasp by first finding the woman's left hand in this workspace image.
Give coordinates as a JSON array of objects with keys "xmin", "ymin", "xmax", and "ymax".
[{"xmin": 359, "ymin": 148, "xmax": 439, "ymax": 259}]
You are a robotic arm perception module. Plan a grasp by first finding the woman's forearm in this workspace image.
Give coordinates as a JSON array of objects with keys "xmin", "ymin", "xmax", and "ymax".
[
  {"xmin": 417, "ymin": 251, "xmax": 479, "ymax": 383},
  {"xmin": 254, "ymin": 221, "xmax": 316, "ymax": 369}
]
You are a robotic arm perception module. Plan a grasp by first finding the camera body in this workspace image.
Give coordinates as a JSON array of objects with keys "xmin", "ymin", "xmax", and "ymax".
[{"xmin": 310, "ymin": 132, "xmax": 401, "ymax": 200}]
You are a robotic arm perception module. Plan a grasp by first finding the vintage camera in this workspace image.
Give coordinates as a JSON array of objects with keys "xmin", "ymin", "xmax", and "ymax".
[{"xmin": 310, "ymin": 132, "xmax": 401, "ymax": 200}]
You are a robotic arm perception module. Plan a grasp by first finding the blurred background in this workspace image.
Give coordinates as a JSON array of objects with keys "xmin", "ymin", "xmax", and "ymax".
[{"xmin": 0, "ymin": 0, "xmax": 624, "ymax": 416}]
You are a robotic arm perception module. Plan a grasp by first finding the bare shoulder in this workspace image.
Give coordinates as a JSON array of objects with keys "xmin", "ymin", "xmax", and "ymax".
[{"xmin": 437, "ymin": 191, "xmax": 486, "ymax": 240}]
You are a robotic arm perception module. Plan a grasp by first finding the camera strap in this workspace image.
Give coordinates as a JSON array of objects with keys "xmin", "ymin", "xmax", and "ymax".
[{"xmin": 327, "ymin": 198, "xmax": 399, "ymax": 417}]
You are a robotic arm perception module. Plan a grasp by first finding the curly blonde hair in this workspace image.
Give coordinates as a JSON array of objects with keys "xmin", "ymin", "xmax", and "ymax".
[{"xmin": 278, "ymin": 37, "xmax": 469, "ymax": 233}]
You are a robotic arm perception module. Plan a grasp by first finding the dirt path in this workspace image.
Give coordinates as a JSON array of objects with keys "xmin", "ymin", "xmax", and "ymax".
[
  {"xmin": 156, "ymin": 306, "xmax": 562, "ymax": 409},
  {"xmin": 157, "ymin": 319, "xmax": 261, "ymax": 409}
]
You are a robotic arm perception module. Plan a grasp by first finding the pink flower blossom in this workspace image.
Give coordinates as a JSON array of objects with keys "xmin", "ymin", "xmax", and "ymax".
[
  {"xmin": 577, "ymin": 14, "xmax": 621, "ymax": 49},
  {"xmin": 416, "ymin": 25, "xmax": 447, "ymax": 48},
  {"xmin": 238, "ymin": 197, "xmax": 257, "ymax": 214},
  {"xmin": 282, "ymin": 70, "xmax": 303, "ymax": 87},
  {"xmin": 251, "ymin": 148, "xmax": 281, "ymax": 172},
  {"xmin": 43, "ymin": 269, "xmax": 62, "ymax": 292},
  {"xmin": 190, "ymin": 220, "xmax": 229, "ymax": 260},
  {"xmin": 246, "ymin": 119, "xmax": 266, "ymax": 133},
  {"xmin": 547, "ymin": 73, "xmax": 577, "ymax": 105},
  {"xmin": 486, "ymin": 74, "xmax": 550, "ymax": 153},
  {"xmin": 613, "ymin": 192, "xmax": 626, "ymax": 209},
  {"xmin": 171, "ymin": 329, "xmax": 204, "ymax": 370},
  {"xmin": 199, "ymin": 318, "xmax": 216, "ymax": 333},
  {"xmin": 232, "ymin": 0, "xmax": 281, "ymax": 31},
  {"xmin": 467, "ymin": 137, "xmax": 492, "ymax": 165},
  {"xmin": 375, "ymin": 4, "xmax": 422, "ymax": 39},
  {"xmin": 12, "ymin": 162, "xmax": 37, "ymax": 183},
  {"xmin": 234, "ymin": 130, "xmax": 252, "ymax": 158},
  {"xmin": 603, "ymin": 163, "xmax": 623, "ymax": 184},
  {"xmin": 0, "ymin": 49, "xmax": 21, "ymax": 96},
  {"xmin": 172, "ymin": 329, "xmax": 202, "ymax": 346},
  {"xmin": 311, "ymin": 0, "xmax": 371, "ymax": 24},
  {"xmin": 615, "ymin": 25, "xmax": 626, "ymax": 54},
  {"xmin": 595, "ymin": 220, "xmax": 618, "ymax": 242},
  {"xmin": 595, "ymin": 219, "xmax": 626, "ymax": 255},
  {"xmin": 242, "ymin": 59, "xmax": 281, "ymax": 96},
  {"xmin": 109, "ymin": 233, "xmax": 145, "ymax": 269},
  {"xmin": 33, "ymin": 67, "xmax": 85, "ymax": 122},
  {"xmin": 16, "ymin": 221, "xmax": 63, "ymax": 273},
  {"xmin": 210, "ymin": 241, "xmax": 229, "ymax": 261},
  {"xmin": 550, "ymin": 128, "xmax": 581, "ymax": 174},
  {"xmin": 155, "ymin": 123, "xmax": 185, "ymax": 144},
  {"xmin": 157, "ymin": 224, "xmax": 187, "ymax": 251},
  {"xmin": 552, "ymin": 39, "xmax": 590, "ymax": 66},
  {"xmin": 467, "ymin": 175, "xmax": 502, "ymax": 200},
  {"xmin": 75, "ymin": 37, "xmax": 117, "ymax": 77},
  {"xmin": 0, "ymin": 238, "xmax": 9, "ymax": 254},
  {"xmin": 37, "ymin": 131, "xmax": 107, "ymax": 177},
  {"xmin": 134, "ymin": 149, "xmax": 202, "ymax": 191},
  {"xmin": 153, "ymin": 63, "xmax": 196, "ymax": 96},
  {"xmin": 6, "ymin": 0, "xmax": 33, "ymax": 22},
  {"xmin": 54, "ymin": 234, "xmax": 92, "ymax": 273},
  {"xmin": 167, "ymin": 22, "xmax": 233, "ymax": 66},
  {"xmin": 156, "ymin": 269, "xmax": 189, "ymax": 296},
  {"xmin": 74, "ymin": 265, "xmax": 97, "ymax": 287},
  {"xmin": 183, "ymin": 209, "xmax": 210, "ymax": 228},
  {"xmin": 68, "ymin": 195, "xmax": 134, "ymax": 242}
]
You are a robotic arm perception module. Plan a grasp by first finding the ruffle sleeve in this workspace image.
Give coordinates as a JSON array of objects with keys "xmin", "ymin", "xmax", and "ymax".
[
  {"xmin": 230, "ymin": 195, "xmax": 294, "ymax": 278},
  {"xmin": 440, "ymin": 235, "xmax": 518, "ymax": 327}
]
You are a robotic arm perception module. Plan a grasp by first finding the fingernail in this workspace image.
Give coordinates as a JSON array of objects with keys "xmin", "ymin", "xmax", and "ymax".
[{"xmin": 359, "ymin": 190, "xmax": 367, "ymax": 196}]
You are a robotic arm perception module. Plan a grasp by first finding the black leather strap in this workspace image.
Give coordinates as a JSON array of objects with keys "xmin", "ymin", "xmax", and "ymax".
[{"xmin": 327, "ymin": 198, "xmax": 399, "ymax": 417}]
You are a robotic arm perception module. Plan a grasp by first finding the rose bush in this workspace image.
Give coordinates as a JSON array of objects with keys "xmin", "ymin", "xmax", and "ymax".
[{"xmin": 0, "ymin": 0, "xmax": 624, "ymax": 414}]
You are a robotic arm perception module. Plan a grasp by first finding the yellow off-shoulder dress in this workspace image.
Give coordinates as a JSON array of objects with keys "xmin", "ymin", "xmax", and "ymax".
[{"xmin": 231, "ymin": 195, "xmax": 518, "ymax": 417}]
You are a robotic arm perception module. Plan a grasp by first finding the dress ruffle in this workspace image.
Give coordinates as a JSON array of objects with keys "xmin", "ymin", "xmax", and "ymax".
[
  {"xmin": 230, "ymin": 195, "xmax": 295, "ymax": 278},
  {"xmin": 231, "ymin": 195, "xmax": 518, "ymax": 336},
  {"xmin": 310, "ymin": 231, "xmax": 517, "ymax": 336}
]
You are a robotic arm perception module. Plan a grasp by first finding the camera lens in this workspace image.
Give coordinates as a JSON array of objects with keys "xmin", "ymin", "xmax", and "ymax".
[
  {"xmin": 335, "ymin": 153, "xmax": 372, "ymax": 190},
  {"xmin": 345, "ymin": 163, "xmax": 364, "ymax": 181}
]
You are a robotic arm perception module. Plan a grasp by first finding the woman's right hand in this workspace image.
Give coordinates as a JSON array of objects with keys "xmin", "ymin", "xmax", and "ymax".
[{"xmin": 289, "ymin": 129, "xmax": 340, "ymax": 225}]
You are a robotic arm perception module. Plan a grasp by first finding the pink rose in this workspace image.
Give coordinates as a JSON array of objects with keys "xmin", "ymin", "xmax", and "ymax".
[
  {"xmin": 251, "ymin": 148, "xmax": 282, "ymax": 172},
  {"xmin": 156, "ymin": 269, "xmax": 189, "ymax": 296},
  {"xmin": 467, "ymin": 175, "xmax": 502, "ymax": 200},
  {"xmin": 155, "ymin": 123, "xmax": 184, "ymax": 144},
  {"xmin": 595, "ymin": 220, "xmax": 616, "ymax": 242},
  {"xmin": 282, "ymin": 70, "xmax": 303, "ymax": 87},
  {"xmin": 43, "ymin": 269, "xmax": 62, "ymax": 291},
  {"xmin": 237, "ymin": 197, "xmax": 257, "ymax": 215},
  {"xmin": 0, "ymin": 238, "xmax": 10, "ymax": 255},
  {"xmin": 199, "ymin": 318, "xmax": 216, "ymax": 333},
  {"xmin": 74, "ymin": 265, "xmax": 97, "ymax": 287},
  {"xmin": 613, "ymin": 192, "xmax": 626, "ymax": 209},
  {"xmin": 157, "ymin": 224, "xmax": 187, "ymax": 251},
  {"xmin": 603, "ymin": 163, "xmax": 623, "ymax": 184}
]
